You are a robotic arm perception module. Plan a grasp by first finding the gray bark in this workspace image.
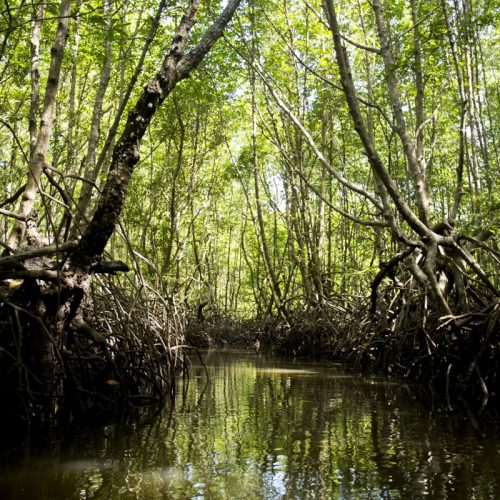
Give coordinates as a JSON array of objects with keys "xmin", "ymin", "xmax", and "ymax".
[
  {"xmin": 322, "ymin": 0, "xmax": 431, "ymax": 240},
  {"xmin": 7, "ymin": 0, "xmax": 71, "ymax": 251},
  {"xmin": 70, "ymin": 0, "xmax": 113, "ymax": 236},
  {"xmin": 371, "ymin": 0, "xmax": 430, "ymax": 226},
  {"xmin": 29, "ymin": 2, "xmax": 45, "ymax": 154}
]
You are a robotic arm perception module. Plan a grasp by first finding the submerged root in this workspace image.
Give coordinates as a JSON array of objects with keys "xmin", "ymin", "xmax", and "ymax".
[
  {"xmin": 347, "ymin": 298, "xmax": 499, "ymax": 411},
  {"xmin": 271, "ymin": 234, "xmax": 500, "ymax": 411}
]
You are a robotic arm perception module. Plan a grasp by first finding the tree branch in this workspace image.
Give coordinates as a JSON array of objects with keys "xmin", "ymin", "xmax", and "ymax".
[{"xmin": 73, "ymin": 0, "xmax": 242, "ymax": 265}]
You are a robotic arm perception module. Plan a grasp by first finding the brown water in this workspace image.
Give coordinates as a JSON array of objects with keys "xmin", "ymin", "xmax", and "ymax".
[{"xmin": 0, "ymin": 350, "xmax": 499, "ymax": 499}]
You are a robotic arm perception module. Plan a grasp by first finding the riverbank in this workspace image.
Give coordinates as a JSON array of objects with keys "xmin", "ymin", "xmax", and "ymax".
[{"xmin": 187, "ymin": 299, "xmax": 500, "ymax": 412}]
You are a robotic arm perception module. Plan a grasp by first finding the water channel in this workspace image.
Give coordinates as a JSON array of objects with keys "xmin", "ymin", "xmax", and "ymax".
[{"xmin": 0, "ymin": 350, "xmax": 499, "ymax": 499}]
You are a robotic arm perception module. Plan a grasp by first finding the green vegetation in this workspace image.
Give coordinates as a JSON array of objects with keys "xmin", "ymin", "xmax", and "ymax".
[{"xmin": 0, "ymin": 0, "xmax": 498, "ymax": 420}]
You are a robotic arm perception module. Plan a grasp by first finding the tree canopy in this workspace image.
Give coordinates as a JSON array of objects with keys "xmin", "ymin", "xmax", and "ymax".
[{"xmin": 0, "ymin": 0, "xmax": 498, "ymax": 417}]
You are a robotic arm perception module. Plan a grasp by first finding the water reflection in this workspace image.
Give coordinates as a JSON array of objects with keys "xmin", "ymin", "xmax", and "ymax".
[{"xmin": 0, "ymin": 350, "xmax": 499, "ymax": 499}]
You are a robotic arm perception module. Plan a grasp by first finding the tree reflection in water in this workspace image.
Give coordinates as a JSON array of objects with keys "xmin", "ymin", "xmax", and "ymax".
[{"xmin": 0, "ymin": 350, "xmax": 499, "ymax": 499}]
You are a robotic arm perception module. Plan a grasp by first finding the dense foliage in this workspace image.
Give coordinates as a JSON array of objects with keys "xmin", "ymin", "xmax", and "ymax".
[{"xmin": 0, "ymin": 0, "xmax": 498, "ymax": 417}]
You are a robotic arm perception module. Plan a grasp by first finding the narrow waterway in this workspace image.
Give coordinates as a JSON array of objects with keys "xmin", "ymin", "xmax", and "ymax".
[{"xmin": 1, "ymin": 350, "xmax": 499, "ymax": 499}]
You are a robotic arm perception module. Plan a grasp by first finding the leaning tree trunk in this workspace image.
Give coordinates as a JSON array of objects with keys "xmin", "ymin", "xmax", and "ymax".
[
  {"xmin": 73, "ymin": 0, "xmax": 242, "ymax": 265},
  {"xmin": 0, "ymin": 0, "xmax": 242, "ymax": 424},
  {"xmin": 69, "ymin": 0, "xmax": 169, "ymax": 238}
]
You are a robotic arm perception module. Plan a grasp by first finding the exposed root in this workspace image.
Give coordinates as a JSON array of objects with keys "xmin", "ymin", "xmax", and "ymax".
[
  {"xmin": 186, "ymin": 314, "xmax": 266, "ymax": 349},
  {"xmin": 270, "ymin": 290, "xmax": 500, "ymax": 411},
  {"xmin": 0, "ymin": 274, "xmax": 187, "ymax": 425}
]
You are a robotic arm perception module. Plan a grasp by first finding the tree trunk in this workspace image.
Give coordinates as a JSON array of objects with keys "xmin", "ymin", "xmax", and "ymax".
[
  {"xmin": 73, "ymin": 0, "xmax": 242, "ymax": 266},
  {"xmin": 28, "ymin": 2, "xmax": 45, "ymax": 154},
  {"xmin": 7, "ymin": 0, "xmax": 71, "ymax": 252},
  {"xmin": 70, "ymin": 0, "xmax": 113, "ymax": 236}
]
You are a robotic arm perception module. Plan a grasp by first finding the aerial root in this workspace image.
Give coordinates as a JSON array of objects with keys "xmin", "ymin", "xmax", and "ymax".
[{"xmin": 0, "ymin": 274, "xmax": 188, "ymax": 423}]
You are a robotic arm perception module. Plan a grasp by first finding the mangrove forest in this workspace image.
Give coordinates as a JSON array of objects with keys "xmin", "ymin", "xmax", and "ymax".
[{"xmin": 0, "ymin": 0, "xmax": 499, "ymax": 429}]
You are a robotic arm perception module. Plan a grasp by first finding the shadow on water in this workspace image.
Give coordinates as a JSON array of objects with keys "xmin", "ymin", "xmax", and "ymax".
[{"xmin": 0, "ymin": 349, "xmax": 499, "ymax": 499}]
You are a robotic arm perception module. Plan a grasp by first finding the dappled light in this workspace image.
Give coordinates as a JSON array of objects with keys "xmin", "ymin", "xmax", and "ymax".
[{"xmin": 0, "ymin": 0, "xmax": 498, "ymax": 495}]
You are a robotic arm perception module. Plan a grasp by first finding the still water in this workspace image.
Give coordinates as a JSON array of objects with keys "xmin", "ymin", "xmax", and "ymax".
[{"xmin": 1, "ymin": 350, "xmax": 499, "ymax": 499}]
